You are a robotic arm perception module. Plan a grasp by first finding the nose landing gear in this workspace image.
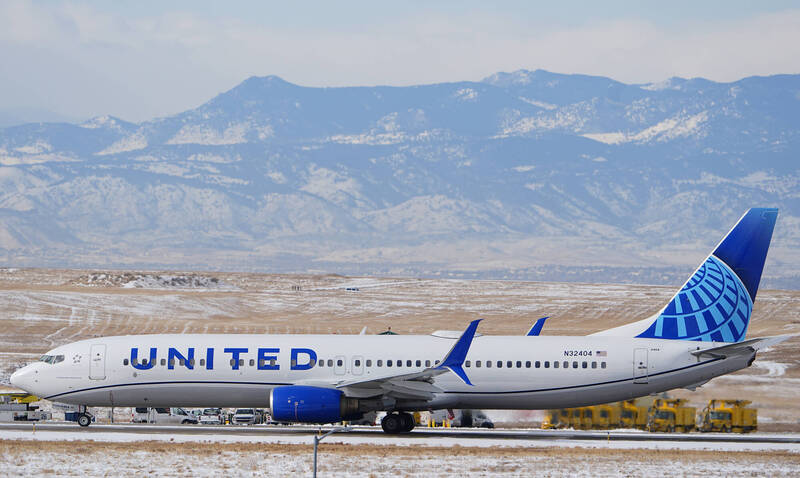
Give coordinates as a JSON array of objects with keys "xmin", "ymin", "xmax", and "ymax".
[
  {"xmin": 380, "ymin": 412, "xmax": 415, "ymax": 434},
  {"xmin": 76, "ymin": 405, "xmax": 94, "ymax": 427}
]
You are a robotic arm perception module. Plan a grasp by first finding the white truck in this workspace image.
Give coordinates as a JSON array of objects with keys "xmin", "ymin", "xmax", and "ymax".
[
  {"xmin": 131, "ymin": 407, "xmax": 197, "ymax": 424},
  {"xmin": 198, "ymin": 408, "xmax": 225, "ymax": 425}
]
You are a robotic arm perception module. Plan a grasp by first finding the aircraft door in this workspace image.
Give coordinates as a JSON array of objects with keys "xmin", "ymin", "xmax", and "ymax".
[
  {"xmin": 334, "ymin": 355, "xmax": 346, "ymax": 375},
  {"xmin": 633, "ymin": 348, "xmax": 648, "ymax": 384},
  {"xmin": 352, "ymin": 356, "xmax": 364, "ymax": 376},
  {"xmin": 90, "ymin": 344, "xmax": 107, "ymax": 380}
]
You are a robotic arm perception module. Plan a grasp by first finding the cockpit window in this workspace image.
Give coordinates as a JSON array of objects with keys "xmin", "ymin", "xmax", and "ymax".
[{"xmin": 38, "ymin": 354, "xmax": 64, "ymax": 364}]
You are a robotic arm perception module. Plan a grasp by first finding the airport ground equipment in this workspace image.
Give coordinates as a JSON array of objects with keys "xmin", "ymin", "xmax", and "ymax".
[
  {"xmin": 699, "ymin": 400, "xmax": 757, "ymax": 433},
  {"xmin": 0, "ymin": 393, "xmax": 49, "ymax": 422},
  {"xmin": 648, "ymin": 398, "xmax": 696, "ymax": 432}
]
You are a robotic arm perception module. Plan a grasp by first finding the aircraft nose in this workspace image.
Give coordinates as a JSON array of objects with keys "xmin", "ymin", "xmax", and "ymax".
[{"xmin": 9, "ymin": 366, "xmax": 35, "ymax": 392}]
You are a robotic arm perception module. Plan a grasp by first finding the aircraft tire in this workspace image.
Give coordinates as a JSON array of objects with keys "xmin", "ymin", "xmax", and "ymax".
[
  {"xmin": 381, "ymin": 414, "xmax": 402, "ymax": 434},
  {"xmin": 399, "ymin": 412, "xmax": 415, "ymax": 432},
  {"xmin": 77, "ymin": 414, "xmax": 91, "ymax": 427}
]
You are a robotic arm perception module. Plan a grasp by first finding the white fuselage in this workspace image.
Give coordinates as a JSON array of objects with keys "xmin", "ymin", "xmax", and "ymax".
[{"xmin": 11, "ymin": 333, "xmax": 753, "ymax": 411}]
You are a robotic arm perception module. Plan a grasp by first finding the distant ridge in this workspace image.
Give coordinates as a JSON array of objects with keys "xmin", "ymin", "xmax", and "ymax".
[{"xmin": 0, "ymin": 70, "xmax": 798, "ymax": 289}]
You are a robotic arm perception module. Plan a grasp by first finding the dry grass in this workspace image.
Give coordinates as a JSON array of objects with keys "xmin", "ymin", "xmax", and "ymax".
[{"xmin": 1, "ymin": 439, "xmax": 798, "ymax": 461}]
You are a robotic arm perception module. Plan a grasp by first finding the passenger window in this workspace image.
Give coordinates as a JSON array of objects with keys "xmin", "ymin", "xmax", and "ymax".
[
  {"xmin": 406, "ymin": 360, "xmax": 412, "ymax": 367},
  {"xmin": 435, "ymin": 360, "xmax": 440, "ymax": 365},
  {"xmin": 601, "ymin": 362, "xmax": 607, "ymax": 369},
  {"xmin": 544, "ymin": 361, "xmax": 550, "ymax": 368},
  {"xmin": 309, "ymin": 359, "xmax": 317, "ymax": 367},
  {"xmin": 582, "ymin": 361, "xmax": 587, "ymax": 369},
  {"xmin": 239, "ymin": 359, "xmax": 244, "ymax": 367},
  {"xmin": 465, "ymin": 360, "xmax": 471, "ymax": 368},
  {"xmin": 141, "ymin": 359, "xmax": 148, "ymax": 366},
  {"xmin": 525, "ymin": 361, "xmax": 531, "ymax": 368},
  {"xmin": 572, "ymin": 361, "xmax": 578, "ymax": 368},
  {"xmin": 249, "ymin": 359, "xmax": 254, "ymax": 367},
  {"xmin": 179, "ymin": 359, "xmax": 186, "ymax": 366},
  {"xmin": 425, "ymin": 360, "xmax": 431, "ymax": 367},
  {"xmin": 415, "ymin": 360, "xmax": 421, "ymax": 367},
  {"xmin": 592, "ymin": 361, "xmax": 597, "ymax": 369},
  {"xmin": 486, "ymin": 361, "xmax": 492, "ymax": 368},
  {"xmin": 291, "ymin": 360, "xmax": 297, "ymax": 367},
  {"xmin": 230, "ymin": 359, "xmax": 235, "ymax": 366},
  {"xmin": 507, "ymin": 361, "xmax": 513, "ymax": 368},
  {"xmin": 366, "ymin": 360, "xmax": 372, "ymax": 367},
  {"xmin": 200, "ymin": 359, "xmax": 206, "ymax": 367},
  {"xmin": 355, "ymin": 359, "xmax": 361, "ymax": 367},
  {"xmin": 516, "ymin": 361, "xmax": 522, "ymax": 368},
  {"xmin": 497, "ymin": 361, "xmax": 502, "ymax": 368},
  {"xmin": 337, "ymin": 359, "xmax": 343, "ymax": 367},
  {"xmin": 377, "ymin": 360, "xmax": 383, "ymax": 367},
  {"xmin": 123, "ymin": 359, "xmax": 129, "ymax": 366},
  {"xmin": 169, "ymin": 359, "xmax": 175, "ymax": 367},
  {"xmin": 554, "ymin": 361, "xmax": 559, "ymax": 369},
  {"xmin": 160, "ymin": 359, "xmax": 166, "ymax": 366},
  {"xmin": 563, "ymin": 361, "xmax": 568, "ymax": 369},
  {"xmin": 387, "ymin": 360, "xmax": 393, "ymax": 367},
  {"xmin": 535, "ymin": 361, "xmax": 540, "ymax": 368},
  {"xmin": 327, "ymin": 359, "xmax": 333, "ymax": 367},
  {"xmin": 318, "ymin": 360, "xmax": 324, "ymax": 367}
]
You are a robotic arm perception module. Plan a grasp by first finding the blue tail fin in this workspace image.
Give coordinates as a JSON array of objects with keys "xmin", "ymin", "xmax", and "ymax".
[{"xmin": 636, "ymin": 208, "xmax": 778, "ymax": 343}]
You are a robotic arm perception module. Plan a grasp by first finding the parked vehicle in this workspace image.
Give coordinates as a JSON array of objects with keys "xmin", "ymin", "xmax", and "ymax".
[
  {"xmin": 199, "ymin": 408, "xmax": 224, "ymax": 425},
  {"xmin": 648, "ymin": 399, "xmax": 696, "ymax": 433},
  {"xmin": 232, "ymin": 408, "xmax": 258, "ymax": 425},
  {"xmin": 131, "ymin": 407, "xmax": 197, "ymax": 424},
  {"xmin": 699, "ymin": 400, "xmax": 757, "ymax": 433}
]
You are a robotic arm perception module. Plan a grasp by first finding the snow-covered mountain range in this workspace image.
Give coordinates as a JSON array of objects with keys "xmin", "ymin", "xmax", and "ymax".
[{"xmin": 1, "ymin": 70, "xmax": 798, "ymax": 288}]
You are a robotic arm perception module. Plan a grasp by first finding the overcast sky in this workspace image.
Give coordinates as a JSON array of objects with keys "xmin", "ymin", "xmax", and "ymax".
[{"xmin": 1, "ymin": 0, "xmax": 799, "ymax": 123}]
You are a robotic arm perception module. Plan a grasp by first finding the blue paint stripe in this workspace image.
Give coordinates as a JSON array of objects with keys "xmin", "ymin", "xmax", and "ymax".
[
  {"xmin": 677, "ymin": 316, "xmax": 687, "ymax": 337},
  {"xmin": 695, "ymin": 286, "xmax": 712, "ymax": 306},
  {"xmin": 720, "ymin": 326, "xmax": 735, "ymax": 342},
  {"xmin": 695, "ymin": 314, "xmax": 708, "ymax": 333},
  {"xmin": 655, "ymin": 316, "xmax": 663, "ymax": 336},
  {"xmin": 447, "ymin": 357, "xmax": 725, "ymax": 395},
  {"xmin": 44, "ymin": 380, "xmax": 292, "ymax": 401}
]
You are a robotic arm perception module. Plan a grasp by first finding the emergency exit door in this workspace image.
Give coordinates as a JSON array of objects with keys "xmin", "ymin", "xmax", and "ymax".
[{"xmin": 90, "ymin": 344, "xmax": 106, "ymax": 380}]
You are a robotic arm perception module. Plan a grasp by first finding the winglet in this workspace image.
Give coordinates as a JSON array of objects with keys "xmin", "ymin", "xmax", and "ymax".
[
  {"xmin": 436, "ymin": 319, "xmax": 481, "ymax": 386},
  {"xmin": 526, "ymin": 317, "xmax": 549, "ymax": 336}
]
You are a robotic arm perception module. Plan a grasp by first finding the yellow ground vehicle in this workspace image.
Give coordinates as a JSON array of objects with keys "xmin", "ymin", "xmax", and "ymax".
[
  {"xmin": 542, "ymin": 409, "xmax": 570, "ymax": 429},
  {"xmin": 648, "ymin": 399, "xmax": 696, "ymax": 432},
  {"xmin": 590, "ymin": 404, "xmax": 620, "ymax": 429},
  {"xmin": 699, "ymin": 400, "xmax": 757, "ymax": 433}
]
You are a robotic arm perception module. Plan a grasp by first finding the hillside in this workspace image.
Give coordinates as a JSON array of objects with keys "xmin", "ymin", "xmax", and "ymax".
[{"xmin": 0, "ymin": 71, "xmax": 799, "ymax": 287}]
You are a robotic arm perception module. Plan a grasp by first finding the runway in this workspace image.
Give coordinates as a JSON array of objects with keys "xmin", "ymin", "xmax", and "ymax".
[{"xmin": 2, "ymin": 421, "xmax": 799, "ymax": 445}]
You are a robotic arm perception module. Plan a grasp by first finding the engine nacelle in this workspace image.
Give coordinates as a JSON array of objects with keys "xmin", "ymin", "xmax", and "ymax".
[{"xmin": 270, "ymin": 385, "xmax": 361, "ymax": 423}]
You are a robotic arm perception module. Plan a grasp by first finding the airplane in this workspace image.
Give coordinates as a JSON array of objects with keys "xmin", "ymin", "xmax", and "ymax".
[{"xmin": 10, "ymin": 208, "xmax": 791, "ymax": 433}]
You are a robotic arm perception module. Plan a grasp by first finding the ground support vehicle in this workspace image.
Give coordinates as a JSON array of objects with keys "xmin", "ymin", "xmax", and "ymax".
[
  {"xmin": 648, "ymin": 399, "xmax": 696, "ymax": 432},
  {"xmin": 699, "ymin": 400, "xmax": 757, "ymax": 433}
]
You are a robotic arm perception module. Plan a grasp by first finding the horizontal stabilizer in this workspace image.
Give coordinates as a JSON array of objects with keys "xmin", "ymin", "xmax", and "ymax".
[{"xmin": 691, "ymin": 335, "xmax": 794, "ymax": 358}]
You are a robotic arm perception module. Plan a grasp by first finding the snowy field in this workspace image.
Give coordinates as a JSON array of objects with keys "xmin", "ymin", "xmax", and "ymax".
[{"xmin": 1, "ymin": 429, "xmax": 799, "ymax": 477}]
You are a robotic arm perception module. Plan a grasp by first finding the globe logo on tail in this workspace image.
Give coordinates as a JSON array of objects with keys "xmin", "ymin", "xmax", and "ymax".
[{"xmin": 637, "ymin": 255, "xmax": 752, "ymax": 343}]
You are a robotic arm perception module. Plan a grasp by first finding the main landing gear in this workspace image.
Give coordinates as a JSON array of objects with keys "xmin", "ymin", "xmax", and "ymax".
[{"xmin": 381, "ymin": 412, "xmax": 415, "ymax": 434}]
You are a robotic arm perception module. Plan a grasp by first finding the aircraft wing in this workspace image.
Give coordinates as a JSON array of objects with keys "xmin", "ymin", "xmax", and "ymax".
[
  {"xmin": 691, "ymin": 335, "xmax": 794, "ymax": 359},
  {"xmin": 335, "ymin": 319, "xmax": 482, "ymax": 400}
]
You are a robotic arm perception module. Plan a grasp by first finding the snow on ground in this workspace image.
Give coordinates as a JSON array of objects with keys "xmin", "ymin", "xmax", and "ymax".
[
  {"xmin": 1, "ymin": 427, "xmax": 799, "ymax": 478},
  {"xmin": 1, "ymin": 426, "xmax": 799, "ymax": 453}
]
